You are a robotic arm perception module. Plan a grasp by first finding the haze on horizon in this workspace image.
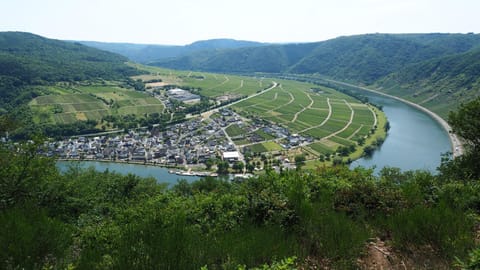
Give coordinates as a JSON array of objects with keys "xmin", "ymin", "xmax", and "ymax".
[{"xmin": 1, "ymin": 0, "xmax": 480, "ymax": 45}]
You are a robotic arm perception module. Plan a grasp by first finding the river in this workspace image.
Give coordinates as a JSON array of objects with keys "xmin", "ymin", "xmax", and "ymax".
[
  {"xmin": 57, "ymin": 84, "xmax": 452, "ymax": 180},
  {"xmin": 349, "ymin": 90, "xmax": 451, "ymax": 174},
  {"xmin": 57, "ymin": 161, "xmax": 201, "ymax": 186}
]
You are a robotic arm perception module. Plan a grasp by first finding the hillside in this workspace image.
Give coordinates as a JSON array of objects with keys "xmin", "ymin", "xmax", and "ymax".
[
  {"xmin": 148, "ymin": 33, "xmax": 480, "ymax": 116},
  {"xmin": 157, "ymin": 42, "xmax": 319, "ymax": 73},
  {"xmin": 0, "ymin": 32, "xmax": 140, "ymax": 108},
  {"xmin": 80, "ymin": 39, "xmax": 266, "ymax": 63},
  {"xmin": 376, "ymin": 48, "xmax": 480, "ymax": 117},
  {"xmin": 151, "ymin": 33, "xmax": 480, "ymax": 82}
]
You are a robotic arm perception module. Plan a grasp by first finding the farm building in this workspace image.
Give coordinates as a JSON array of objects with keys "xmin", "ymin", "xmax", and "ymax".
[
  {"xmin": 223, "ymin": 151, "xmax": 240, "ymax": 162},
  {"xmin": 167, "ymin": 88, "xmax": 201, "ymax": 104}
]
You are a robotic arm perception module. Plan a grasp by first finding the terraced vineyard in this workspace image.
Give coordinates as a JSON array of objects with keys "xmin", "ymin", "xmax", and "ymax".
[
  {"xmin": 132, "ymin": 66, "xmax": 385, "ymax": 161},
  {"xmin": 231, "ymin": 79, "xmax": 380, "ymax": 158},
  {"xmin": 29, "ymin": 84, "xmax": 164, "ymax": 124},
  {"xmin": 29, "ymin": 63, "xmax": 385, "ymax": 162}
]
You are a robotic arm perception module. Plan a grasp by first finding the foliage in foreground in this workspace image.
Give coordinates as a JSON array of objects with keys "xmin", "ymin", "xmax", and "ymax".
[
  {"xmin": 2, "ymin": 97, "xmax": 480, "ymax": 269},
  {"xmin": 0, "ymin": 140, "xmax": 478, "ymax": 269}
]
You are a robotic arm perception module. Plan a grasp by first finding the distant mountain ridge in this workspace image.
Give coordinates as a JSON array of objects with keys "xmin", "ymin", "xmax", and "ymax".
[
  {"xmin": 149, "ymin": 33, "xmax": 480, "ymax": 82},
  {"xmin": 135, "ymin": 33, "xmax": 480, "ymax": 116},
  {"xmin": 2, "ymin": 31, "xmax": 480, "ymax": 118},
  {"xmin": 80, "ymin": 38, "xmax": 267, "ymax": 63}
]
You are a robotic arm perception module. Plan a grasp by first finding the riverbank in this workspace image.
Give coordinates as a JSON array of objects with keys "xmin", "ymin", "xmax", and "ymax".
[
  {"xmin": 57, "ymin": 158, "xmax": 218, "ymax": 177},
  {"xmin": 324, "ymin": 79, "xmax": 464, "ymax": 157}
]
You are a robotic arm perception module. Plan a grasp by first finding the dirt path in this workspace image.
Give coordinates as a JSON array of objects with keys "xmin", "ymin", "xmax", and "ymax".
[
  {"xmin": 420, "ymin": 93, "xmax": 439, "ymax": 105},
  {"xmin": 322, "ymin": 100, "xmax": 354, "ymax": 140},
  {"xmin": 348, "ymin": 124, "xmax": 364, "ymax": 140},
  {"xmin": 369, "ymin": 106, "xmax": 378, "ymax": 127},
  {"xmin": 227, "ymin": 79, "xmax": 244, "ymax": 94},
  {"xmin": 324, "ymin": 79, "xmax": 463, "ymax": 157},
  {"xmin": 208, "ymin": 75, "xmax": 230, "ymax": 91},
  {"xmin": 299, "ymin": 97, "xmax": 332, "ymax": 133},
  {"xmin": 267, "ymin": 86, "xmax": 295, "ymax": 113},
  {"xmin": 291, "ymin": 93, "xmax": 314, "ymax": 123}
]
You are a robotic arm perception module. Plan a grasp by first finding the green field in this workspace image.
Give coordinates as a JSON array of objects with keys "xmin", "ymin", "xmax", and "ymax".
[
  {"xmin": 128, "ymin": 66, "xmax": 385, "ymax": 166},
  {"xmin": 135, "ymin": 66, "xmax": 381, "ymax": 158},
  {"xmin": 29, "ymin": 64, "xmax": 384, "ymax": 160},
  {"xmin": 225, "ymin": 124, "xmax": 246, "ymax": 137},
  {"xmin": 248, "ymin": 141, "xmax": 283, "ymax": 153},
  {"xmin": 229, "ymin": 78, "xmax": 379, "ymax": 157},
  {"xmin": 30, "ymin": 84, "xmax": 164, "ymax": 124}
]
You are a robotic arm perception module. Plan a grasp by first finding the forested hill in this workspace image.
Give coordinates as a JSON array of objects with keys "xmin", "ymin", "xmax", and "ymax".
[
  {"xmin": 157, "ymin": 42, "xmax": 320, "ymax": 73},
  {"xmin": 80, "ymin": 38, "xmax": 266, "ymax": 63},
  {"xmin": 147, "ymin": 33, "xmax": 480, "ymax": 116},
  {"xmin": 151, "ymin": 33, "xmax": 480, "ymax": 84},
  {"xmin": 0, "ymin": 32, "xmax": 140, "ymax": 108},
  {"xmin": 0, "ymin": 32, "xmax": 138, "ymax": 83},
  {"xmin": 376, "ymin": 48, "xmax": 480, "ymax": 117}
]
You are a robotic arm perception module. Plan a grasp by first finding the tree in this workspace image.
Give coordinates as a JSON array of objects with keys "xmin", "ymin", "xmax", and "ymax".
[
  {"xmin": 233, "ymin": 161, "xmax": 244, "ymax": 173},
  {"xmin": 246, "ymin": 163, "xmax": 255, "ymax": 173},
  {"xmin": 205, "ymin": 158, "xmax": 214, "ymax": 170},
  {"xmin": 357, "ymin": 137, "xmax": 365, "ymax": 146},
  {"xmin": 363, "ymin": 145, "xmax": 375, "ymax": 157},
  {"xmin": 216, "ymin": 161, "xmax": 230, "ymax": 175},
  {"xmin": 440, "ymin": 98, "xmax": 480, "ymax": 180},
  {"xmin": 294, "ymin": 155, "xmax": 306, "ymax": 170},
  {"xmin": 449, "ymin": 98, "xmax": 480, "ymax": 150}
]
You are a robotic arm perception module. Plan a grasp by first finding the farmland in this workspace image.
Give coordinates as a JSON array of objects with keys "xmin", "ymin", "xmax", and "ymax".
[
  {"xmin": 29, "ymin": 64, "xmax": 385, "ymax": 164},
  {"xmin": 29, "ymin": 84, "xmax": 164, "ymax": 124},
  {"xmin": 230, "ymin": 77, "xmax": 382, "ymax": 161},
  {"xmin": 140, "ymin": 66, "xmax": 385, "ymax": 161}
]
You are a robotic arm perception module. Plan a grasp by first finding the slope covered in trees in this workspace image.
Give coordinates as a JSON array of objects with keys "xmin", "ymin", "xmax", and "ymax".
[
  {"xmin": 376, "ymin": 48, "xmax": 480, "ymax": 117},
  {"xmin": 0, "ymin": 32, "xmax": 138, "ymax": 82},
  {"xmin": 0, "ymin": 32, "xmax": 140, "ymax": 109},
  {"xmin": 147, "ymin": 33, "xmax": 480, "ymax": 116},
  {"xmin": 80, "ymin": 38, "xmax": 266, "ymax": 63},
  {"xmin": 151, "ymin": 33, "xmax": 480, "ymax": 82}
]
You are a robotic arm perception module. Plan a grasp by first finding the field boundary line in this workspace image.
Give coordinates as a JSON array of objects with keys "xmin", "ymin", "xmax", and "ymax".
[
  {"xmin": 291, "ymin": 93, "xmax": 314, "ymax": 123},
  {"xmin": 299, "ymin": 97, "xmax": 332, "ymax": 133},
  {"xmin": 322, "ymin": 100, "xmax": 354, "ymax": 140}
]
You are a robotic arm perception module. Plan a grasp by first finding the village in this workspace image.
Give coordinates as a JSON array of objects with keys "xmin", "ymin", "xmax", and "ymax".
[{"xmin": 42, "ymin": 108, "xmax": 312, "ymax": 175}]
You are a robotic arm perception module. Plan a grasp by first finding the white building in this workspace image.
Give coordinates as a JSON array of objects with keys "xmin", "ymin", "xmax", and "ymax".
[{"xmin": 223, "ymin": 151, "xmax": 240, "ymax": 162}]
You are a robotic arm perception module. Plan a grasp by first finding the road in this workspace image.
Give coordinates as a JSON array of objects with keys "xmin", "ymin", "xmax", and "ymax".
[
  {"xmin": 221, "ymin": 123, "xmax": 246, "ymax": 174},
  {"xmin": 323, "ymin": 79, "xmax": 464, "ymax": 157},
  {"xmin": 186, "ymin": 81, "xmax": 278, "ymax": 120}
]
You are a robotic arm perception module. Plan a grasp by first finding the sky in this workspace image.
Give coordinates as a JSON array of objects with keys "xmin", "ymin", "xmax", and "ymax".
[{"xmin": 1, "ymin": 0, "xmax": 480, "ymax": 45}]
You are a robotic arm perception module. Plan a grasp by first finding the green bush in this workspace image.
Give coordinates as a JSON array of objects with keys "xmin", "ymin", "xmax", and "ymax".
[
  {"xmin": 386, "ymin": 203, "xmax": 474, "ymax": 259},
  {"xmin": 0, "ymin": 205, "xmax": 72, "ymax": 269},
  {"xmin": 301, "ymin": 207, "xmax": 370, "ymax": 269}
]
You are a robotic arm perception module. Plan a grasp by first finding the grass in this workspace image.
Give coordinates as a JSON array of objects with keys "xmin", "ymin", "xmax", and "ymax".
[
  {"xmin": 308, "ymin": 142, "xmax": 336, "ymax": 155},
  {"xmin": 248, "ymin": 141, "xmax": 283, "ymax": 153},
  {"xmin": 226, "ymin": 124, "xmax": 246, "ymax": 137},
  {"xmin": 233, "ymin": 139, "xmax": 250, "ymax": 145},
  {"xmin": 254, "ymin": 129, "xmax": 276, "ymax": 140},
  {"xmin": 29, "ymin": 83, "xmax": 164, "ymax": 124},
  {"xmin": 262, "ymin": 141, "xmax": 283, "ymax": 151}
]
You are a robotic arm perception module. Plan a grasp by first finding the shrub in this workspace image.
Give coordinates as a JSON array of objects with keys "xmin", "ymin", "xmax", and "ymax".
[{"xmin": 386, "ymin": 203, "xmax": 474, "ymax": 259}]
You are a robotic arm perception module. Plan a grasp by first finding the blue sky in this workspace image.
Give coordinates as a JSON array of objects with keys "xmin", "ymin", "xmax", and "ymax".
[{"xmin": 1, "ymin": 0, "xmax": 479, "ymax": 45}]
